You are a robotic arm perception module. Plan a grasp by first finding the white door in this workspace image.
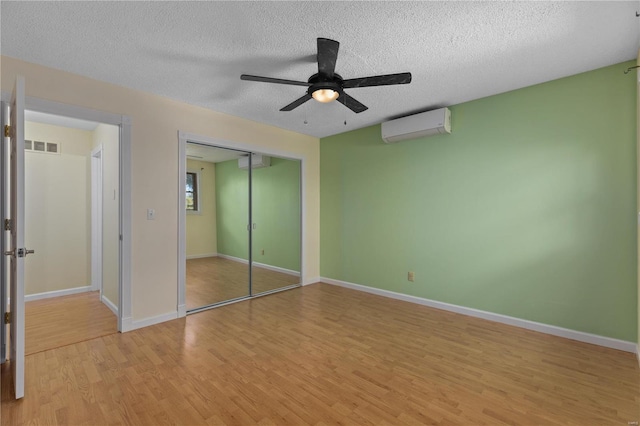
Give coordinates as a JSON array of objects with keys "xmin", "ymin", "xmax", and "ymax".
[{"xmin": 4, "ymin": 76, "xmax": 26, "ymax": 399}]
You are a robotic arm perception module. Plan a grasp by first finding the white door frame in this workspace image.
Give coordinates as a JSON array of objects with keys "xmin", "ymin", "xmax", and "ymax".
[
  {"xmin": 1, "ymin": 102, "xmax": 7, "ymax": 363},
  {"xmin": 91, "ymin": 147, "xmax": 103, "ymax": 296},
  {"xmin": 176, "ymin": 130, "xmax": 307, "ymax": 317},
  {"xmin": 0, "ymin": 92, "xmax": 133, "ymax": 332}
]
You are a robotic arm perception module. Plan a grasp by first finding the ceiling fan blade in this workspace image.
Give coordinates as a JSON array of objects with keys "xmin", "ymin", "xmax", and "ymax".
[
  {"xmin": 241, "ymin": 74, "xmax": 311, "ymax": 87},
  {"xmin": 337, "ymin": 92, "xmax": 368, "ymax": 113},
  {"xmin": 342, "ymin": 72, "xmax": 412, "ymax": 89},
  {"xmin": 280, "ymin": 93, "xmax": 313, "ymax": 111},
  {"xmin": 317, "ymin": 38, "xmax": 339, "ymax": 78}
]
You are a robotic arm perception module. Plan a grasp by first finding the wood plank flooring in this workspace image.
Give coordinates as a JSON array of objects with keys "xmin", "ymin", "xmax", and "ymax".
[
  {"xmin": 186, "ymin": 257, "xmax": 300, "ymax": 310},
  {"xmin": 25, "ymin": 291, "xmax": 117, "ymax": 355},
  {"xmin": 2, "ymin": 283, "xmax": 639, "ymax": 425}
]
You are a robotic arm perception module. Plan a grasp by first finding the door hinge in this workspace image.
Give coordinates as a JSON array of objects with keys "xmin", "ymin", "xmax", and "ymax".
[
  {"xmin": 3, "ymin": 125, "xmax": 10, "ymax": 138},
  {"xmin": 3, "ymin": 219, "xmax": 11, "ymax": 231},
  {"xmin": 3, "ymin": 312, "xmax": 10, "ymax": 325}
]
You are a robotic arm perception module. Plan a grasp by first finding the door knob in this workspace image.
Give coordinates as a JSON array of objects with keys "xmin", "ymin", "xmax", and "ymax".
[
  {"xmin": 16, "ymin": 248, "xmax": 34, "ymax": 257},
  {"xmin": 3, "ymin": 249, "xmax": 14, "ymax": 256}
]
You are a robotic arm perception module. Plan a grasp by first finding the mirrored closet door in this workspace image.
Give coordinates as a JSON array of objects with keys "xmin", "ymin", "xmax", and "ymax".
[
  {"xmin": 184, "ymin": 143, "xmax": 302, "ymax": 313},
  {"xmin": 185, "ymin": 143, "xmax": 250, "ymax": 311},
  {"xmin": 251, "ymin": 155, "xmax": 301, "ymax": 295}
]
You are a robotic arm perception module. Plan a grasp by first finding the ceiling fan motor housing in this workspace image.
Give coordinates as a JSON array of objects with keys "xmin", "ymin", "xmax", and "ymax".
[{"xmin": 307, "ymin": 73, "xmax": 344, "ymax": 97}]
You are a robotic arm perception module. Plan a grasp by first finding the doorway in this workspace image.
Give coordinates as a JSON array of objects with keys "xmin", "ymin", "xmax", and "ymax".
[
  {"xmin": 1, "ymin": 82, "xmax": 132, "ymax": 399},
  {"xmin": 180, "ymin": 140, "xmax": 302, "ymax": 313},
  {"xmin": 21, "ymin": 111, "xmax": 119, "ymax": 354}
]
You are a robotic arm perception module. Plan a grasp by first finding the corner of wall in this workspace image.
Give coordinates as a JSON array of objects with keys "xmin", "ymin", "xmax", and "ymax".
[
  {"xmin": 129, "ymin": 311, "xmax": 179, "ymax": 331},
  {"xmin": 303, "ymin": 277, "xmax": 321, "ymax": 286},
  {"xmin": 121, "ymin": 316, "xmax": 133, "ymax": 333},
  {"xmin": 178, "ymin": 304, "xmax": 187, "ymax": 318},
  {"xmin": 100, "ymin": 295, "xmax": 118, "ymax": 316}
]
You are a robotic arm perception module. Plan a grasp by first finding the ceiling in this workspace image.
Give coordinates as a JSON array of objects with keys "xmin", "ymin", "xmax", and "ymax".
[
  {"xmin": 25, "ymin": 110, "xmax": 99, "ymax": 131},
  {"xmin": 2, "ymin": 2, "xmax": 638, "ymax": 139},
  {"xmin": 186, "ymin": 142, "xmax": 245, "ymax": 164}
]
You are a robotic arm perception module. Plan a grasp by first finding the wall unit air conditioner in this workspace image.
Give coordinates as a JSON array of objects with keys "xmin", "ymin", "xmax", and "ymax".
[
  {"xmin": 381, "ymin": 107, "xmax": 451, "ymax": 144},
  {"xmin": 238, "ymin": 154, "xmax": 271, "ymax": 170}
]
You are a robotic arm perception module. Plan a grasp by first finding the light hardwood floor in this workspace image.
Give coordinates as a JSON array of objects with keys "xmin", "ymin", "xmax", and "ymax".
[
  {"xmin": 2, "ymin": 283, "xmax": 639, "ymax": 425},
  {"xmin": 186, "ymin": 256, "xmax": 300, "ymax": 310},
  {"xmin": 25, "ymin": 291, "xmax": 117, "ymax": 355}
]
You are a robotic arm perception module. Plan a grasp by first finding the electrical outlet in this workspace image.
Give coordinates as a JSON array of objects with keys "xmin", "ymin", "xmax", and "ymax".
[{"xmin": 408, "ymin": 271, "xmax": 415, "ymax": 282}]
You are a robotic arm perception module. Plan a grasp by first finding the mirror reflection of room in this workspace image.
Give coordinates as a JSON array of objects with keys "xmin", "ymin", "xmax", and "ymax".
[
  {"xmin": 185, "ymin": 143, "xmax": 301, "ymax": 312},
  {"xmin": 250, "ymin": 156, "xmax": 301, "ymax": 296}
]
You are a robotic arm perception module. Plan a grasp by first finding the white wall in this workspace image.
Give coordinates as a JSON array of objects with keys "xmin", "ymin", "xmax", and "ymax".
[
  {"xmin": 24, "ymin": 121, "xmax": 92, "ymax": 295},
  {"xmin": 1, "ymin": 56, "xmax": 320, "ymax": 323},
  {"xmin": 92, "ymin": 123, "xmax": 119, "ymax": 308},
  {"xmin": 186, "ymin": 159, "xmax": 217, "ymax": 258}
]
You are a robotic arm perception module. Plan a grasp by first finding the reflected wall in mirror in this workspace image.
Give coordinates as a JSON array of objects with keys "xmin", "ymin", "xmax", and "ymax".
[
  {"xmin": 250, "ymin": 156, "xmax": 301, "ymax": 294},
  {"xmin": 185, "ymin": 143, "xmax": 249, "ymax": 310},
  {"xmin": 185, "ymin": 143, "xmax": 302, "ymax": 313},
  {"xmin": 215, "ymin": 154, "xmax": 302, "ymax": 294}
]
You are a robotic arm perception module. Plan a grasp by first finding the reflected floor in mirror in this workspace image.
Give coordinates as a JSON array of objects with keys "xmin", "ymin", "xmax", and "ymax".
[{"xmin": 186, "ymin": 256, "xmax": 300, "ymax": 310}]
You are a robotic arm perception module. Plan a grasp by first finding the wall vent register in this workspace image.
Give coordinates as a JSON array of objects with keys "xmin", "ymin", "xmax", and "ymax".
[{"xmin": 24, "ymin": 140, "xmax": 60, "ymax": 155}]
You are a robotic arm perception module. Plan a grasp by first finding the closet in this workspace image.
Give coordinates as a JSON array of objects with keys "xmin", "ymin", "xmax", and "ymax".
[{"xmin": 184, "ymin": 143, "xmax": 301, "ymax": 312}]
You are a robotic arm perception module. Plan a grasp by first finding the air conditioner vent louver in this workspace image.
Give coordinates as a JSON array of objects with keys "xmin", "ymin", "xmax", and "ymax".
[{"xmin": 24, "ymin": 139, "xmax": 61, "ymax": 155}]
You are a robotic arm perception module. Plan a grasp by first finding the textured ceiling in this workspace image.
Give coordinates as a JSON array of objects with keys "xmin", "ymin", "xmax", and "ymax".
[
  {"xmin": 25, "ymin": 111, "xmax": 99, "ymax": 131},
  {"xmin": 186, "ymin": 142, "xmax": 245, "ymax": 164},
  {"xmin": 1, "ymin": 1, "xmax": 638, "ymax": 138}
]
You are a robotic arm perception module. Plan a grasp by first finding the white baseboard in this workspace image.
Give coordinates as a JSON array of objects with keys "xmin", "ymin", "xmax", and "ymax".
[
  {"xmin": 186, "ymin": 253, "xmax": 218, "ymax": 260},
  {"xmin": 303, "ymin": 277, "xmax": 320, "ymax": 286},
  {"xmin": 177, "ymin": 304, "xmax": 187, "ymax": 318},
  {"xmin": 321, "ymin": 277, "xmax": 637, "ymax": 354},
  {"xmin": 25, "ymin": 285, "xmax": 92, "ymax": 302},
  {"xmin": 101, "ymin": 295, "xmax": 118, "ymax": 316},
  {"xmin": 217, "ymin": 253, "xmax": 249, "ymax": 264},
  {"xmin": 252, "ymin": 261, "xmax": 299, "ymax": 276},
  {"xmin": 637, "ymin": 344, "xmax": 640, "ymax": 366},
  {"xmin": 217, "ymin": 254, "xmax": 300, "ymax": 276},
  {"xmin": 129, "ymin": 311, "xmax": 178, "ymax": 331},
  {"xmin": 121, "ymin": 316, "xmax": 133, "ymax": 332}
]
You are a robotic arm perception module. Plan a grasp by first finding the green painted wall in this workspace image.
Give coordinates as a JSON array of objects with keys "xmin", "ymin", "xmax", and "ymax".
[
  {"xmin": 321, "ymin": 61, "xmax": 637, "ymax": 342},
  {"xmin": 216, "ymin": 157, "xmax": 301, "ymax": 272},
  {"xmin": 215, "ymin": 159, "xmax": 249, "ymax": 260}
]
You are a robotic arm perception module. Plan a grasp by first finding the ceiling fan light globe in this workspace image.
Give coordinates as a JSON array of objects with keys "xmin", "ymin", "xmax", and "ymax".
[{"xmin": 312, "ymin": 88, "xmax": 339, "ymax": 103}]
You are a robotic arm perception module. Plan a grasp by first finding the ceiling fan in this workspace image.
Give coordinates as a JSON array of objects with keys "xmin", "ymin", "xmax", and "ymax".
[{"xmin": 240, "ymin": 38, "xmax": 412, "ymax": 113}]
